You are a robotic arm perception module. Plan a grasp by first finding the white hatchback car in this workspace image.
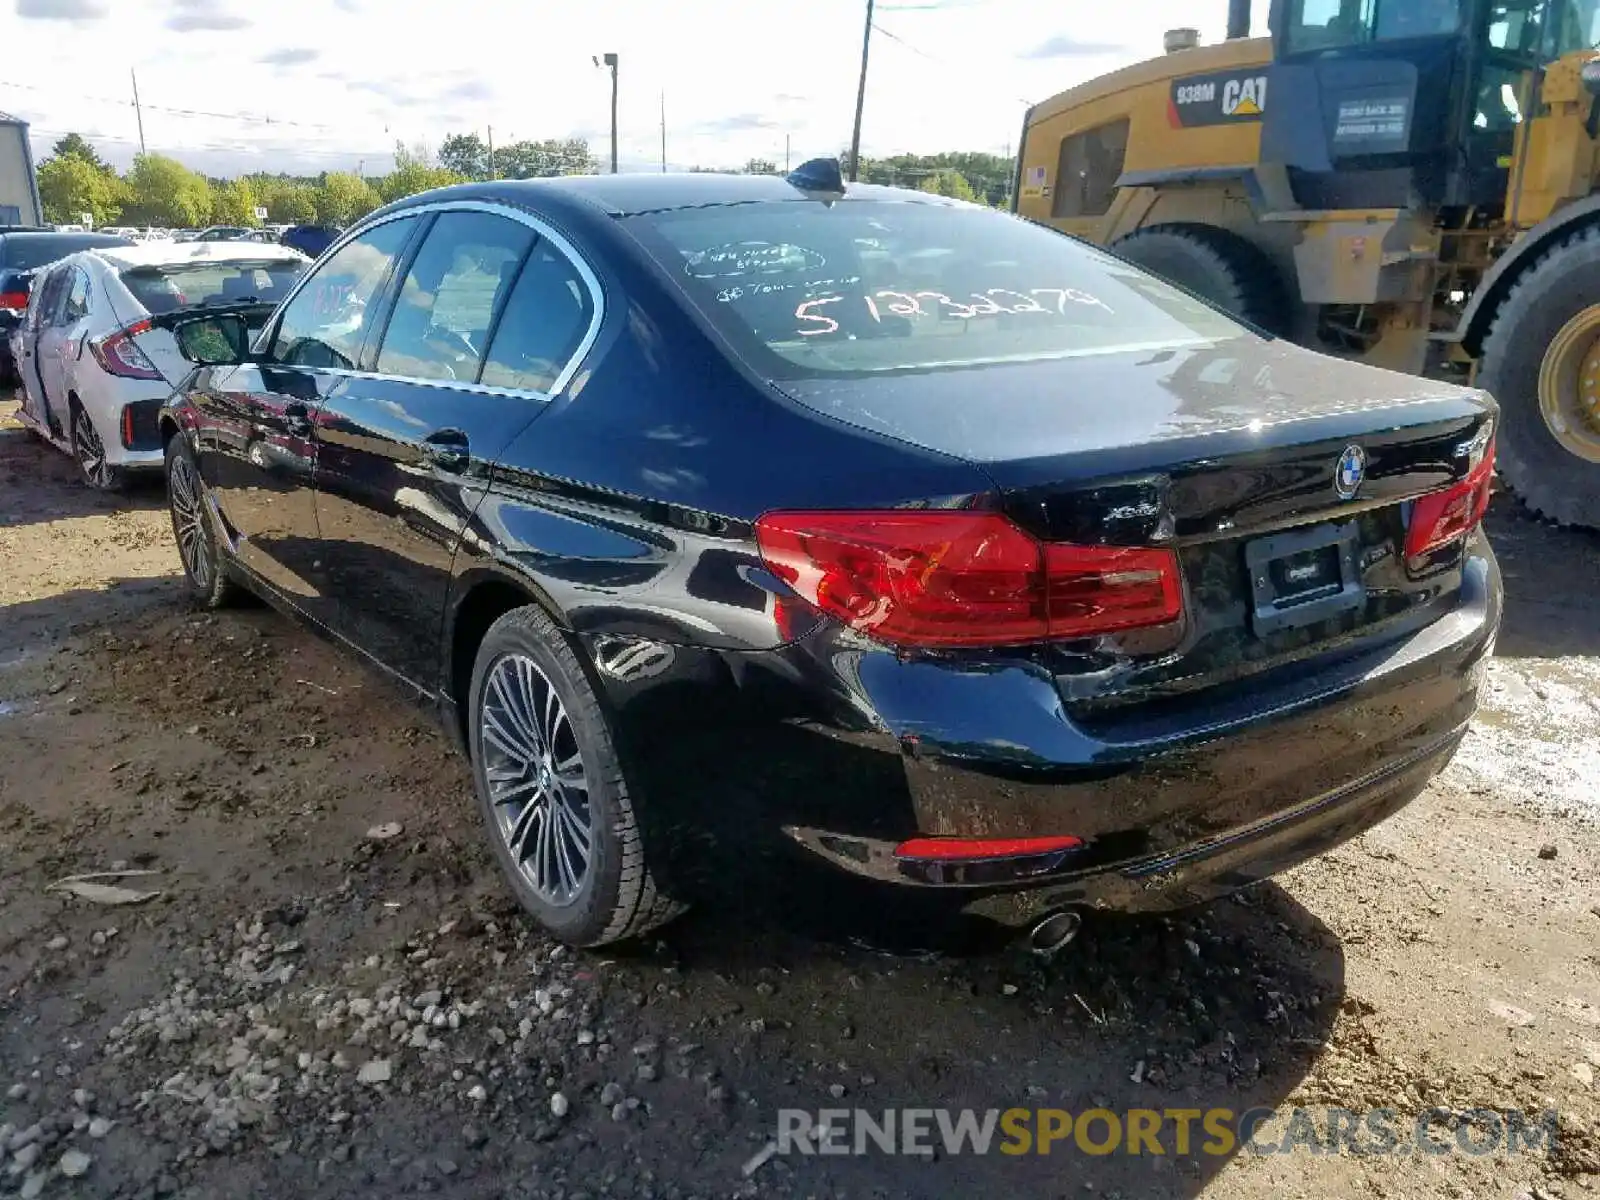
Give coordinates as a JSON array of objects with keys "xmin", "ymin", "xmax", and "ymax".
[{"xmin": 10, "ymin": 241, "xmax": 309, "ymax": 488}]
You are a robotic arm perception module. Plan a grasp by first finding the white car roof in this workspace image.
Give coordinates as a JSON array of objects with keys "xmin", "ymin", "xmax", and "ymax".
[{"xmin": 90, "ymin": 241, "xmax": 309, "ymax": 270}]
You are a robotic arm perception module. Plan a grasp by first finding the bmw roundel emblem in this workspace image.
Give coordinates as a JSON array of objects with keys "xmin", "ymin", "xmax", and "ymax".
[{"xmin": 1335, "ymin": 444, "xmax": 1366, "ymax": 499}]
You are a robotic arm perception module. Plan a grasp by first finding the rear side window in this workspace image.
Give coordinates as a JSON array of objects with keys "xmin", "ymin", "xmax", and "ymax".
[
  {"xmin": 62, "ymin": 267, "xmax": 91, "ymax": 322},
  {"xmin": 479, "ymin": 242, "xmax": 594, "ymax": 394},
  {"xmin": 374, "ymin": 211, "xmax": 533, "ymax": 383},
  {"xmin": 269, "ymin": 218, "xmax": 416, "ymax": 369},
  {"xmin": 632, "ymin": 199, "xmax": 1243, "ymax": 377},
  {"xmin": 1052, "ymin": 120, "xmax": 1129, "ymax": 219}
]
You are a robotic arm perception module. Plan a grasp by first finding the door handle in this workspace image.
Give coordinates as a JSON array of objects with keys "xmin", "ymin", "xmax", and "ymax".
[
  {"xmin": 283, "ymin": 402, "xmax": 312, "ymax": 437},
  {"xmin": 421, "ymin": 428, "xmax": 470, "ymax": 473}
]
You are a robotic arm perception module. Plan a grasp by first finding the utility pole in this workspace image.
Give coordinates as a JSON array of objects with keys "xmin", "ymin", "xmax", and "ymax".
[
  {"xmin": 130, "ymin": 68, "xmax": 146, "ymax": 155},
  {"xmin": 487, "ymin": 125, "xmax": 495, "ymax": 180},
  {"xmin": 847, "ymin": 0, "xmax": 874, "ymax": 181},
  {"xmin": 785, "ymin": 133, "xmax": 791, "ymax": 172},
  {"xmin": 594, "ymin": 53, "xmax": 619, "ymax": 174},
  {"xmin": 659, "ymin": 91, "xmax": 666, "ymax": 173}
]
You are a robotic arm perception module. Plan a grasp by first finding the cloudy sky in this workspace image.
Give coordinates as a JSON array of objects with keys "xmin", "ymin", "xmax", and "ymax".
[{"xmin": 2, "ymin": 0, "xmax": 1268, "ymax": 178}]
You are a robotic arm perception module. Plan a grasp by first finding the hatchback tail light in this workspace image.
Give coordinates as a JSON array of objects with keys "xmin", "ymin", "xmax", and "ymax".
[
  {"xmin": 0, "ymin": 290, "xmax": 29, "ymax": 312},
  {"xmin": 89, "ymin": 318, "xmax": 163, "ymax": 381},
  {"xmin": 1404, "ymin": 439, "xmax": 1495, "ymax": 560},
  {"xmin": 754, "ymin": 510, "xmax": 1183, "ymax": 648}
]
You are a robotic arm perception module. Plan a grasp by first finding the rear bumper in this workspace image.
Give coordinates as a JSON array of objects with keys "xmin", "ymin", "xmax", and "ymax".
[
  {"xmin": 584, "ymin": 537, "xmax": 1500, "ymax": 928},
  {"xmin": 779, "ymin": 540, "xmax": 1500, "ymax": 924}
]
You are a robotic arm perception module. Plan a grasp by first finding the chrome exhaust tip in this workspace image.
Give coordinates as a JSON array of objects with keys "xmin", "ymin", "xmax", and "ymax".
[{"xmin": 1025, "ymin": 909, "xmax": 1083, "ymax": 957}]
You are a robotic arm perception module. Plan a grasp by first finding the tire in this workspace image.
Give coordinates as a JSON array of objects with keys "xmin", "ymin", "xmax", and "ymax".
[
  {"xmin": 1477, "ymin": 225, "xmax": 1600, "ymax": 528},
  {"xmin": 1112, "ymin": 225, "xmax": 1288, "ymax": 335},
  {"xmin": 69, "ymin": 399, "xmax": 123, "ymax": 491},
  {"xmin": 467, "ymin": 605, "xmax": 684, "ymax": 947},
  {"xmin": 164, "ymin": 433, "xmax": 237, "ymax": 609}
]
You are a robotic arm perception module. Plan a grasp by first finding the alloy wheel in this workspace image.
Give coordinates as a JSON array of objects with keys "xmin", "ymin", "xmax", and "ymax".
[
  {"xmin": 73, "ymin": 408, "xmax": 112, "ymax": 488},
  {"xmin": 168, "ymin": 453, "xmax": 211, "ymax": 590},
  {"xmin": 479, "ymin": 653, "xmax": 594, "ymax": 906}
]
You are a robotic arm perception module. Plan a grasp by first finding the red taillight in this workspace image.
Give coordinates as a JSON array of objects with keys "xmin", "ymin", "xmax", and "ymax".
[
  {"xmin": 1404, "ymin": 439, "xmax": 1495, "ymax": 560},
  {"xmin": 89, "ymin": 318, "xmax": 162, "ymax": 381},
  {"xmin": 0, "ymin": 290, "xmax": 29, "ymax": 311},
  {"xmin": 754, "ymin": 510, "xmax": 1183, "ymax": 648},
  {"xmin": 121, "ymin": 406, "xmax": 134, "ymax": 448},
  {"xmin": 894, "ymin": 835, "xmax": 1084, "ymax": 862}
]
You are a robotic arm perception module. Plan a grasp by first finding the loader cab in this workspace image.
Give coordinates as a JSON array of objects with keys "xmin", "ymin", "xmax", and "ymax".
[{"xmin": 1262, "ymin": 0, "xmax": 1600, "ymax": 210}]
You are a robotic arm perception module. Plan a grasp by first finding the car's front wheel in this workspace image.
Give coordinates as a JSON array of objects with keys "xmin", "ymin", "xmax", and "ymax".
[
  {"xmin": 164, "ymin": 434, "xmax": 236, "ymax": 608},
  {"xmin": 468, "ymin": 605, "xmax": 684, "ymax": 947}
]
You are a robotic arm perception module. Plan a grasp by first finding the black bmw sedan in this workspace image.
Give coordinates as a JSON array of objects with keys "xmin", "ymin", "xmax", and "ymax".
[{"xmin": 153, "ymin": 164, "xmax": 1502, "ymax": 949}]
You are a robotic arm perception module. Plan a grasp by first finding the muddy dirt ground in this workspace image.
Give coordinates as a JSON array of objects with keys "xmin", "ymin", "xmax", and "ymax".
[{"xmin": 2, "ymin": 395, "xmax": 1599, "ymax": 1200}]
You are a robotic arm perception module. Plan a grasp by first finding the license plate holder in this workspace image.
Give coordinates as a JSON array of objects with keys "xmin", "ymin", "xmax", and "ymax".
[{"xmin": 1244, "ymin": 520, "xmax": 1364, "ymax": 636}]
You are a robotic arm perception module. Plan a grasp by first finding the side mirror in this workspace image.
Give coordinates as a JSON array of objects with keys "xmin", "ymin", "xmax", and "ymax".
[
  {"xmin": 174, "ymin": 313, "xmax": 251, "ymax": 365},
  {"xmin": 1582, "ymin": 57, "xmax": 1600, "ymax": 97}
]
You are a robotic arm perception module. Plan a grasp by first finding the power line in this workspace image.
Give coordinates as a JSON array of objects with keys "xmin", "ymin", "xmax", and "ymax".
[
  {"xmin": 0, "ymin": 80, "xmax": 346, "ymax": 132},
  {"xmin": 25, "ymin": 127, "xmax": 391, "ymax": 164},
  {"xmin": 871, "ymin": 20, "xmax": 1034, "ymax": 107}
]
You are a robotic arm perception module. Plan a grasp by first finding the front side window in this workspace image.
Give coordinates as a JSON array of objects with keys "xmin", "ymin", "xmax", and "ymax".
[
  {"xmin": 1486, "ymin": 0, "xmax": 1600, "ymax": 57},
  {"xmin": 30, "ymin": 266, "xmax": 68, "ymax": 329},
  {"xmin": 1285, "ymin": 0, "xmax": 1462, "ymax": 53},
  {"xmin": 1545, "ymin": 0, "xmax": 1600, "ymax": 55},
  {"xmin": 631, "ymin": 199, "xmax": 1242, "ymax": 378},
  {"xmin": 479, "ymin": 242, "xmax": 595, "ymax": 393},
  {"xmin": 374, "ymin": 211, "xmax": 533, "ymax": 383},
  {"xmin": 269, "ymin": 218, "xmax": 416, "ymax": 370},
  {"xmin": 1052, "ymin": 119, "xmax": 1130, "ymax": 219}
]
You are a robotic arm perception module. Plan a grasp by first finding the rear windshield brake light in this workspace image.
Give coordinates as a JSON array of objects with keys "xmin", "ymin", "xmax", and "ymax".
[{"xmin": 754, "ymin": 509, "xmax": 1184, "ymax": 648}]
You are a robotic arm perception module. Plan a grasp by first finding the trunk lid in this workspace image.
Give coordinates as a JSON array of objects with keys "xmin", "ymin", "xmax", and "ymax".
[{"xmin": 773, "ymin": 336, "xmax": 1496, "ymax": 709}]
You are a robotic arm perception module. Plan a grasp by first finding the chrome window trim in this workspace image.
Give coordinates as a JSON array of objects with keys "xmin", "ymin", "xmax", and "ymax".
[{"xmin": 255, "ymin": 198, "xmax": 604, "ymax": 403}]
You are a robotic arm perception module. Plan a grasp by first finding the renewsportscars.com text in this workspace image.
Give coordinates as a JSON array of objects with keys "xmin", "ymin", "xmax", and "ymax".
[{"xmin": 776, "ymin": 1107, "xmax": 1560, "ymax": 1158}]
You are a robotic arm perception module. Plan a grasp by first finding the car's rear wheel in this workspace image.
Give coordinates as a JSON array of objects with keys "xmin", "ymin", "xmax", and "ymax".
[
  {"xmin": 164, "ymin": 434, "xmax": 236, "ymax": 608},
  {"xmin": 468, "ymin": 605, "xmax": 684, "ymax": 947},
  {"xmin": 70, "ymin": 401, "xmax": 122, "ymax": 491}
]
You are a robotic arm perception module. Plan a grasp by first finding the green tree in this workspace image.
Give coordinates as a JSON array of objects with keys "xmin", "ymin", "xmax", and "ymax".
[
  {"xmin": 37, "ymin": 154, "xmax": 124, "ymax": 226},
  {"xmin": 495, "ymin": 138, "xmax": 596, "ymax": 179},
  {"xmin": 438, "ymin": 132, "xmax": 489, "ymax": 180},
  {"xmin": 742, "ymin": 158, "xmax": 779, "ymax": 175},
  {"xmin": 209, "ymin": 178, "xmax": 259, "ymax": 225},
  {"xmin": 123, "ymin": 154, "xmax": 213, "ymax": 226},
  {"xmin": 254, "ymin": 179, "xmax": 317, "ymax": 224},
  {"xmin": 312, "ymin": 172, "xmax": 381, "ymax": 226},
  {"xmin": 860, "ymin": 152, "xmax": 1011, "ymax": 205},
  {"xmin": 49, "ymin": 132, "xmax": 112, "ymax": 174},
  {"xmin": 918, "ymin": 169, "xmax": 979, "ymax": 203},
  {"xmin": 376, "ymin": 162, "xmax": 463, "ymax": 202}
]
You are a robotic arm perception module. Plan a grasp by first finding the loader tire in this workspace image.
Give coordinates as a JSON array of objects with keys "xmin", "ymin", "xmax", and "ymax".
[
  {"xmin": 1112, "ymin": 225, "xmax": 1287, "ymax": 335},
  {"xmin": 1478, "ymin": 225, "xmax": 1600, "ymax": 529}
]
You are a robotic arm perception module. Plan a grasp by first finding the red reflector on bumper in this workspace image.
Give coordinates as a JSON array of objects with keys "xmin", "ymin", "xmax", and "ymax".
[{"xmin": 893, "ymin": 835, "xmax": 1084, "ymax": 862}]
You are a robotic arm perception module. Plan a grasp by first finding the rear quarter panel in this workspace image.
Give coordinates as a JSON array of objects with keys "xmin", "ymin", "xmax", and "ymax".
[{"xmin": 442, "ymin": 208, "xmax": 996, "ymax": 665}]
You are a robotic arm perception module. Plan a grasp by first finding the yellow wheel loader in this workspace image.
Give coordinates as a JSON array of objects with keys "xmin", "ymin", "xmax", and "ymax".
[{"xmin": 1013, "ymin": 0, "xmax": 1600, "ymax": 527}]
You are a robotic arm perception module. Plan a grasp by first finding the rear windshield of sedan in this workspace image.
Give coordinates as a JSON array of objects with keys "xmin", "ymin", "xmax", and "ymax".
[
  {"xmin": 0, "ymin": 234, "xmax": 132, "ymax": 270},
  {"xmin": 119, "ymin": 259, "xmax": 306, "ymax": 315},
  {"xmin": 631, "ymin": 200, "xmax": 1246, "ymax": 377}
]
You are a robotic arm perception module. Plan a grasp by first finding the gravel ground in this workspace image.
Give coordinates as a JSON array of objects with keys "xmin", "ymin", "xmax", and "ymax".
[{"xmin": 2, "ymin": 396, "xmax": 1600, "ymax": 1200}]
